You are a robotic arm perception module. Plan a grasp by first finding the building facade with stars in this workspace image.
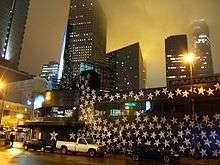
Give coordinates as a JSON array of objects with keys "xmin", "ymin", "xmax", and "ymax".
[
  {"xmin": 165, "ymin": 35, "xmax": 190, "ymax": 86},
  {"xmin": 60, "ymin": 0, "xmax": 107, "ymax": 90},
  {"xmin": 190, "ymin": 19, "xmax": 214, "ymax": 77},
  {"xmin": 106, "ymin": 43, "xmax": 146, "ymax": 91}
]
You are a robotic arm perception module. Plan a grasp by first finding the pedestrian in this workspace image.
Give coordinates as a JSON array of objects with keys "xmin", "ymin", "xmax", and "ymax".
[{"xmin": 9, "ymin": 133, "xmax": 15, "ymax": 147}]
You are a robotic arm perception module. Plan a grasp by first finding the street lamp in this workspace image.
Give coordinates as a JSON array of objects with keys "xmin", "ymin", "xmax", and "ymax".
[
  {"xmin": 183, "ymin": 53, "xmax": 195, "ymax": 118},
  {"xmin": 0, "ymin": 80, "xmax": 6, "ymax": 126}
]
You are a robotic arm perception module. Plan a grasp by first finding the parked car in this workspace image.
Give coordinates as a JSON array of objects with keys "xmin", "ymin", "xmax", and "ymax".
[
  {"xmin": 23, "ymin": 139, "xmax": 55, "ymax": 152},
  {"xmin": 56, "ymin": 137, "xmax": 106, "ymax": 157},
  {"xmin": 130, "ymin": 144, "xmax": 180, "ymax": 163}
]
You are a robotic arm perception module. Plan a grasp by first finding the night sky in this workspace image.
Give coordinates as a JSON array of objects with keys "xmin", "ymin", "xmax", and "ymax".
[{"xmin": 19, "ymin": 0, "xmax": 220, "ymax": 88}]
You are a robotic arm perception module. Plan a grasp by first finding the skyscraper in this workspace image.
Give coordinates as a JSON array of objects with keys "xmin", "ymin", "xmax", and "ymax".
[
  {"xmin": 40, "ymin": 61, "xmax": 59, "ymax": 89},
  {"xmin": 61, "ymin": 0, "xmax": 107, "ymax": 89},
  {"xmin": 0, "ymin": 0, "xmax": 30, "ymax": 69},
  {"xmin": 191, "ymin": 19, "xmax": 214, "ymax": 77},
  {"xmin": 165, "ymin": 35, "xmax": 190, "ymax": 86},
  {"xmin": 106, "ymin": 43, "xmax": 146, "ymax": 91}
]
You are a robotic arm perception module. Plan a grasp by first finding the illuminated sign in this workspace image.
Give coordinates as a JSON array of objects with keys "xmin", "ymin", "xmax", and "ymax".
[{"xmin": 125, "ymin": 102, "xmax": 137, "ymax": 107}]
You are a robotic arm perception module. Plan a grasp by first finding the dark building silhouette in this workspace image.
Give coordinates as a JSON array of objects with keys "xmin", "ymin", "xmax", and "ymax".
[
  {"xmin": 191, "ymin": 19, "xmax": 214, "ymax": 77},
  {"xmin": 106, "ymin": 43, "xmax": 146, "ymax": 91},
  {"xmin": 0, "ymin": 0, "xmax": 30, "ymax": 69},
  {"xmin": 61, "ymin": 0, "xmax": 107, "ymax": 90},
  {"xmin": 165, "ymin": 35, "xmax": 190, "ymax": 86}
]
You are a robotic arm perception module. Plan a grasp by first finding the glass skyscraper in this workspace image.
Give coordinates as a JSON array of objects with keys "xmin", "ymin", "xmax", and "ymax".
[
  {"xmin": 61, "ymin": 0, "xmax": 107, "ymax": 90},
  {"xmin": 165, "ymin": 35, "xmax": 190, "ymax": 86},
  {"xmin": 0, "ymin": 0, "xmax": 30, "ymax": 69},
  {"xmin": 191, "ymin": 19, "xmax": 214, "ymax": 77},
  {"xmin": 106, "ymin": 43, "xmax": 146, "ymax": 91}
]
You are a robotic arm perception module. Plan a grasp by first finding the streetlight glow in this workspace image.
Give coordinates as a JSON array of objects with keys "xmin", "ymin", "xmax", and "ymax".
[
  {"xmin": 0, "ymin": 81, "xmax": 5, "ymax": 89},
  {"xmin": 183, "ymin": 53, "xmax": 195, "ymax": 63}
]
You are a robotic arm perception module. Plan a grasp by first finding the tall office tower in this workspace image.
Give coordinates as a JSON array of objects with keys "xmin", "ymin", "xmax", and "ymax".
[
  {"xmin": 106, "ymin": 43, "xmax": 146, "ymax": 91},
  {"xmin": 0, "ymin": 0, "xmax": 30, "ymax": 69},
  {"xmin": 61, "ymin": 0, "xmax": 107, "ymax": 89},
  {"xmin": 165, "ymin": 35, "xmax": 190, "ymax": 86},
  {"xmin": 40, "ymin": 61, "xmax": 59, "ymax": 89},
  {"xmin": 191, "ymin": 19, "xmax": 214, "ymax": 77}
]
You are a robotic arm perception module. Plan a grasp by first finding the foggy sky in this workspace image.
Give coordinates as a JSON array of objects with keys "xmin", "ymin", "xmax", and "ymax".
[{"xmin": 19, "ymin": 0, "xmax": 220, "ymax": 88}]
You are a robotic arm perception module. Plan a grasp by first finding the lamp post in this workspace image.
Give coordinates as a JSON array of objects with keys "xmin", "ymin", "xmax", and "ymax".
[
  {"xmin": 183, "ymin": 53, "xmax": 195, "ymax": 118},
  {"xmin": 0, "ymin": 81, "xmax": 6, "ymax": 126}
]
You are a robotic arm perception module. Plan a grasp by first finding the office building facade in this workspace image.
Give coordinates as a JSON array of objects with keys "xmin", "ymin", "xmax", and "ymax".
[
  {"xmin": 40, "ymin": 61, "xmax": 59, "ymax": 89},
  {"xmin": 106, "ymin": 43, "xmax": 146, "ymax": 91},
  {"xmin": 61, "ymin": 0, "xmax": 107, "ymax": 90},
  {"xmin": 165, "ymin": 35, "xmax": 190, "ymax": 86},
  {"xmin": 191, "ymin": 20, "xmax": 214, "ymax": 77},
  {"xmin": 0, "ymin": 0, "xmax": 30, "ymax": 69}
]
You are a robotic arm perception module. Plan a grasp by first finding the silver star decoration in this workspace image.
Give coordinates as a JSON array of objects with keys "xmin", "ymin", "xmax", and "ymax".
[
  {"xmin": 179, "ymin": 145, "xmax": 186, "ymax": 153},
  {"xmin": 159, "ymin": 131, "xmax": 165, "ymax": 139},
  {"xmin": 134, "ymin": 94, "xmax": 139, "ymax": 101},
  {"xmin": 198, "ymin": 87, "xmax": 205, "ymax": 95},
  {"xmin": 122, "ymin": 139, "xmax": 127, "ymax": 146},
  {"xmin": 143, "ymin": 115, "xmax": 149, "ymax": 122},
  {"xmin": 138, "ymin": 90, "xmax": 144, "ymax": 96},
  {"xmin": 106, "ymin": 132, "xmax": 111, "ymax": 138},
  {"xmin": 171, "ymin": 117, "xmax": 177, "ymax": 124},
  {"xmin": 122, "ymin": 116, "xmax": 127, "ymax": 122},
  {"xmin": 175, "ymin": 88, "xmax": 182, "ymax": 96},
  {"xmin": 204, "ymin": 138, "xmax": 211, "ymax": 147},
  {"xmin": 156, "ymin": 124, "xmax": 162, "ymax": 130},
  {"xmin": 200, "ymin": 131, "xmax": 207, "ymax": 139},
  {"xmin": 184, "ymin": 138, "xmax": 191, "ymax": 146},
  {"xmin": 139, "ymin": 123, "xmax": 144, "ymax": 130},
  {"xmin": 148, "ymin": 122, "xmax": 154, "ymax": 130},
  {"xmin": 213, "ymin": 113, "xmax": 220, "ymax": 121},
  {"xmin": 207, "ymin": 88, "xmax": 214, "ymax": 96},
  {"xmin": 129, "ymin": 91, "xmax": 134, "ymax": 97},
  {"xmin": 122, "ymin": 94, "xmax": 128, "ymax": 100},
  {"xmin": 110, "ymin": 95, "xmax": 115, "ymax": 101},
  {"xmin": 50, "ymin": 131, "xmax": 58, "ymax": 141},
  {"xmin": 134, "ymin": 130, "xmax": 140, "ymax": 137},
  {"xmin": 104, "ymin": 93, "xmax": 109, "ymax": 98},
  {"xmin": 167, "ymin": 131, "xmax": 173, "ymax": 138},
  {"xmin": 214, "ymin": 82, "xmax": 220, "ymax": 90},
  {"xmin": 165, "ymin": 124, "xmax": 171, "ymax": 130},
  {"xmin": 147, "ymin": 93, "xmax": 153, "ymax": 100},
  {"xmin": 161, "ymin": 116, "xmax": 166, "ymax": 124},
  {"xmin": 150, "ymin": 132, "xmax": 156, "ymax": 139},
  {"xmin": 113, "ymin": 127, "xmax": 118, "ymax": 133},
  {"xmin": 154, "ymin": 90, "xmax": 160, "ymax": 96},
  {"xmin": 69, "ymin": 132, "xmax": 76, "ymax": 140},
  {"xmin": 185, "ymin": 128, "xmax": 191, "ymax": 135},
  {"xmin": 115, "ymin": 119, "xmax": 120, "ymax": 125},
  {"xmin": 178, "ymin": 131, "xmax": 184, "ymax": 138},
  {"xmin": 131, "ymin": 122, "xmax": 136, "ymax": 129},
  {"xmin": 97, "ymin": 96, "xmax": 102, "ymax": 102},
  {"xmin": 182, "ymin": 90, "xmax": 189, "ymax": 97},
  {"xmin": 183, "ymin": 114, "xmax": 190, "ymax": 122},
  {"xmin": 154, "ymin": 139, "xmax": 160, "ymax": 147},
  {"xmin": 115, "ymin": 93, "xmax": 120, "ymax": 99},
  {"xmin": 202, "ymin": 115, "xmax": 209, "ymax": 123},
  {"xmin": 142, "ymin": 132, "xmax": 148, "ymax": 139},
  {"xmin": 168, "ymin": 91, "xmax": 174, "ymax": 99},
  {"xmin": 162, "ymin": 88, "xmax": 168, "ymax": 94},
  {"xmin": 125, "ymin": 123, "xmax": 130, "ymax": 130},
  {"xmin": 200, "ymin": 149, "xmax": 207, "ymax": 157},
  {"xmin": 215, "ymin": 140, "xmax": 220, "ymax": 147},
  {"xmin": 128, "ymin": 140, "xmax": 134, "ymax": 146},
  {"xmin": 210, "ymin": 131, "xmax": 217, "ymax": 139},
  {"xmin": 145, "ymin": 140, "xmax": 151, "ymax": 145},
  {"xmin": 212, "ymin": 150, "xmax": 218, "ymax": 157},
  {"xmin": 92, "ymin": 95, "xmax": 97, "ymax": 100},
  {"xmin": 135, "ymin": 116, "xmax": 141, "ymax": 123},
  {"xmin": 172, "ymin": 137, "xmax": 178, "ymax": 144},
  {"xmin": 91, "ymin": 89, "xmax": 96, "ymax": 95},
  {"xmin": 153, "ymin": 115, "xmax": 158, "ymax": 122},
  {"xmin": 164, "ymin": 139, "xmax": 170, "ymax": 147},
  {"xmin": 86, "ymin": 87, "xmax": 90, "ymax": 92},
  {"xmin": 80, "ymin": 85, "xmax": 85, "ymax": 90}
]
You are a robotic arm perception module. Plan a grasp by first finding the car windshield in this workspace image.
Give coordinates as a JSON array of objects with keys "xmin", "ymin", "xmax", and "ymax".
[{"xmin": 86, "ymin": 138, "xmax": 95, "ymax": 144}]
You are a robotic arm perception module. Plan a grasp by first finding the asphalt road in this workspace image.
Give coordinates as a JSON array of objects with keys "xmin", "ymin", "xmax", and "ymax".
[{"xmin": 0, "ymin": 142, "xmax": 219, "ymax": 165}]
